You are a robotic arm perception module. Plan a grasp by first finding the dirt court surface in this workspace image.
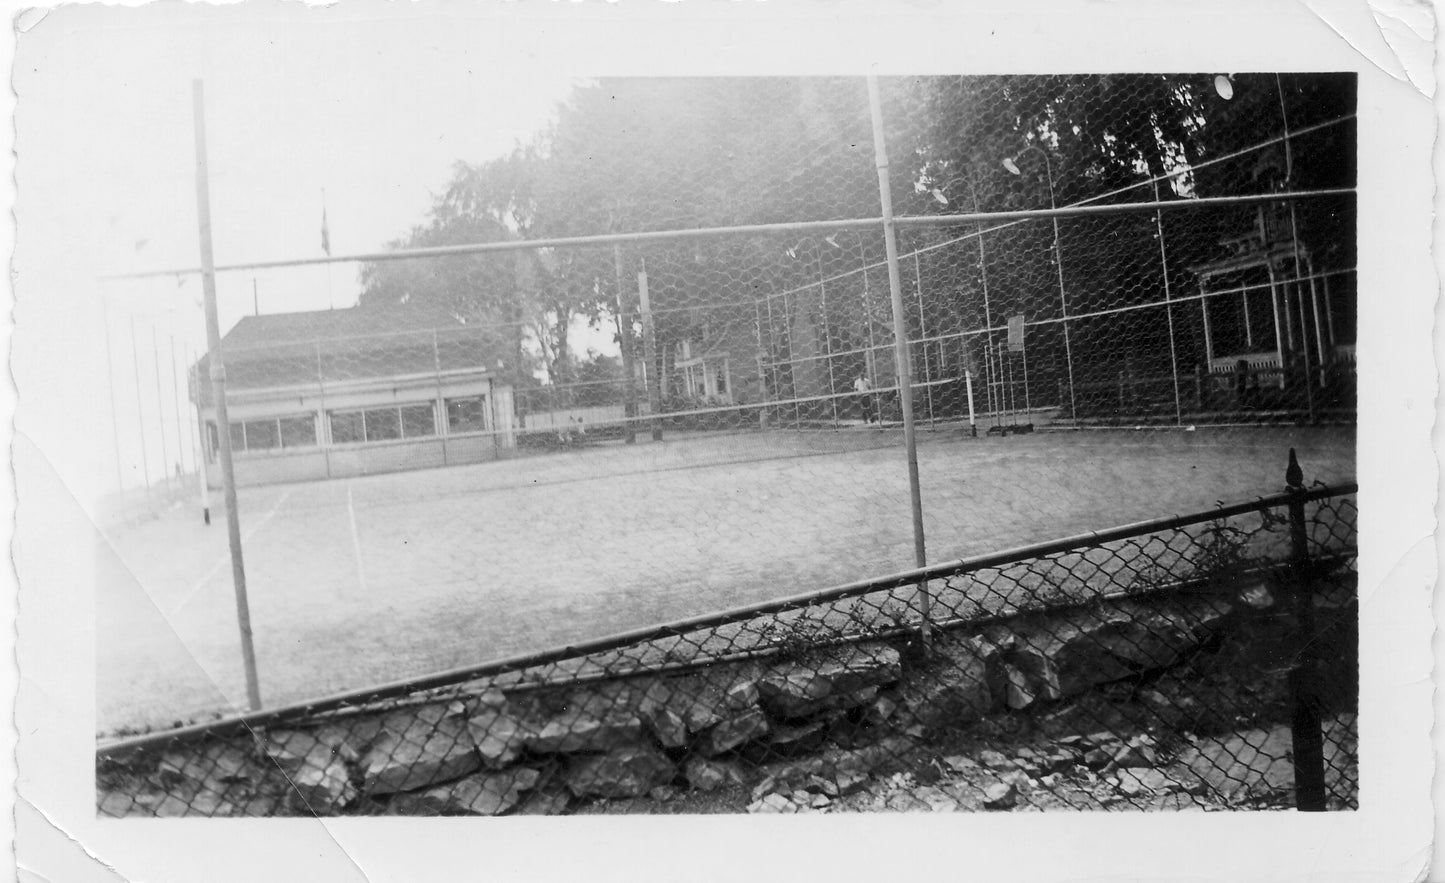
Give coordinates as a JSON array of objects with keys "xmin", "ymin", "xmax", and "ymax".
[{"xmin": 96, "ymin": 424, "xmax": 1354, "ymax": 734}]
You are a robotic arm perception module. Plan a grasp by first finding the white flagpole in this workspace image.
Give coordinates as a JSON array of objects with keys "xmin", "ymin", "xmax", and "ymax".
[{"xmin": 322, "ymin": 188, "xmax": 334, "ymax": 310}]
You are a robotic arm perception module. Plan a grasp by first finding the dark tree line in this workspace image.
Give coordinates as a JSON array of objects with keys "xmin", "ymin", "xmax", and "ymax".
[{"xmin": 357, "ymin": 74, "xmax": 1354, "ymax": 397}]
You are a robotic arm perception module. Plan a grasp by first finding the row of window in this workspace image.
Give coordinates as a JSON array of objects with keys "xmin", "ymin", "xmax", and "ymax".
[
  {"xmin": 329, "ymin": 403, "xmax": 437, "ymax": 444},
  {"xmin": 210, "ymin": 396, "xmax": 489, "ymax": 454}
]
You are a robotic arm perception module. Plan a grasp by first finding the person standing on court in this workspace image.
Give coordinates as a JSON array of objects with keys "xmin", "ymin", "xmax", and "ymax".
[{"xmin": 853, "ymin": 373, "xmax": 874, "ymax": 423}]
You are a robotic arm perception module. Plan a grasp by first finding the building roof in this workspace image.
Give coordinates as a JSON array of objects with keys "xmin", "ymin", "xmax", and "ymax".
[
  {"xmin": 219, "ymin": 303, "xmax": 470, "ymax": 349},
  {"xmin": 191, "ymin": 305, "xmax": 509, "ymax": 405}
]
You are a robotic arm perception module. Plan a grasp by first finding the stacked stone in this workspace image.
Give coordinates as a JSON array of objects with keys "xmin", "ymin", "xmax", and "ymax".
[{"xmin": 105, "ymin": 594, "xmax": 1238, "ymax": 817}]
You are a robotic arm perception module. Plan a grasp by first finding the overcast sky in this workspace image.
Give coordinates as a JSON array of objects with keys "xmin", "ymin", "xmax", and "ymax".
[
  {"xmin": 15, "ymin": 4, "xmax": 593, "ymax": 500},
  {"xmin": 8, "ymin": 0, "xmax": 1421, "ymax": 510},
  {"xmin": 18, "ymin": 4, "xmax": 581, "ymax": 322}
]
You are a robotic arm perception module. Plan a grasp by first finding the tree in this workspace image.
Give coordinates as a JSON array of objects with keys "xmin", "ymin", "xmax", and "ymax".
[
  {"xmin": 359, "ymin": 74, "xmax": 1354, "ymax": 407},
  {"xmin": 358, "ymin": 147, "xmax": 612, "ymax": 387}
]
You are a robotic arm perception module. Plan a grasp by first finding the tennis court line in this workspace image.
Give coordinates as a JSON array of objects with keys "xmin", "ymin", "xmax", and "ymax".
[{"xmin": 169, "ymin": 489, "xmax": 294, "ymax": 617}]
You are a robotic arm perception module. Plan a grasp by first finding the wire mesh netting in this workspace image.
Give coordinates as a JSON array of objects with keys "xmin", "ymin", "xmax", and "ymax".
[
  {"xmin": 96, "ymin": 73, "xmax": 1357, "ymax": 815},
  {"xmin": 97, "ymin": 482, "xmax": 1357, "ymax": 816}
]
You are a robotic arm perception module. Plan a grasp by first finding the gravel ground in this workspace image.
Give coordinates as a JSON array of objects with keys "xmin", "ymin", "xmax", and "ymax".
[{"xmin": 97, "ymin": 424, "xmax": 1353, "ymax": 733}]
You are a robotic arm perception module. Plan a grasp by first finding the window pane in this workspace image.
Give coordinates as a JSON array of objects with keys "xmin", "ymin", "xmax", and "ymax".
[
  {"xmin": 330, "ymin": 411, "xmax": 364, "ymax": 444},
  {"xmin": 279, "ymin": 415, "xmax": 317, "ymax": 448},
  {"xmin": 229, "ymin": 421, "xmax": 246, "ymax": 451},
  {"xmin": 364, "ymin": 407, "xmax": 401, "ymax": 441},
  {"xmin": 446, "ymin": 397, "xmax": 487, "ymax": 433},
  {"xmin": 401, "ymin": 403, "xmax": 435, "ymax": 438},
  {"xmin": 244, "ymin": 419, "xmax": 280, "ymax": 450},
  {"xmin": 207, "ymin": 422, "xmax": 221, "ymax": 461}
]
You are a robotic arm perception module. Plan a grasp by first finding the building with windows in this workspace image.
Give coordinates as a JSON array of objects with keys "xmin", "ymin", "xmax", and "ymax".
[
  {"xmin": 669, "ymin": 294, "xmax": 842, "ymax": 420},
  {"xmin": 190, "ymin": 305, "xmax": 516, "ymax": 488},
  {"xmin": 1188, "ymin": 154, "xmax": 1354, "ymax": 413}
]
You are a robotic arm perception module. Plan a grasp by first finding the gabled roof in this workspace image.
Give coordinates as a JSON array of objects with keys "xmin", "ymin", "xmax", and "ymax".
[
  {"xmin": 191, "ymin": 305, "xmax": 508, "ymax": 405},
  {"xmin": 220, "ymin": 303, "xmax": 470, "ymax": 350}
]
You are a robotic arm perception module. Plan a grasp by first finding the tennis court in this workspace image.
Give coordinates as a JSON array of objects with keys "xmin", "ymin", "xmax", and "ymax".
[{"xmin": 96, "ymin": 423, "xmax": 1354, "ymax": 734}]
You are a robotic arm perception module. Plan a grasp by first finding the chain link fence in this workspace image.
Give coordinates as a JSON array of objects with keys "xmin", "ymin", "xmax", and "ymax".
[
  {"xmin": 97, "ymin": 73, "xmax": 1357, "ymax": 812},
  {"xmin": 92, "ymin": 302, "xmax": 208, "ymax": 527},
  {"xmin": 97, "ymin": 462, "xmax": 1356, "ymax": 816}
]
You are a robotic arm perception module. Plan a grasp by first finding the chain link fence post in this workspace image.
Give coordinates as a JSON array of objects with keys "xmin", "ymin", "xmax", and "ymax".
[
  {"xmin": 194, "ymin": 78, "xmax": 263, "ymax": 712},
  {"xmin": 867, "ymin": 75, "xmax": 931, "ymax": 651},
  {"xmin": 612, "ymin": 240, "xmax": 638, "ymax": 445},
  {"xmin": 636, "ymin": 262, "xmax": 664, "ymax": 441},
  {"xmin": 1285, "ymin": 447, "xmax": 1327, "ymax": 810}
]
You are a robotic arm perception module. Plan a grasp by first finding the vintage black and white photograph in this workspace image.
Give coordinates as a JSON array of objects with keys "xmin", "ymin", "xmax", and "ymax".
[{"xmin": 10, "ymin": 1, "xmax": 1436, "ymax": 880}]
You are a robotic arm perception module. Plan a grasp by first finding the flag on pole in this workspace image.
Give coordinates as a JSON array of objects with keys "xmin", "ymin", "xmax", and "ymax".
[{"xmin": 321, "ymin": 203, "xmax": 331, "ymax": 256}]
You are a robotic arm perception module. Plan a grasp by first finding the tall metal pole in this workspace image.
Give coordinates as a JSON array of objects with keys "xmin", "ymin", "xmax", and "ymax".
[
  {"xmin": 1042, "ymin": 155, "xmax": 1078, "ymax": 422},
  {"xmin": 101, "ymin": 307, "xmax": 127, "ymax": 508},
  {"xmin": 765, "ymin": 293, "xmax": 779, "ymax": 420},
  {"xmin": 151, "ymin": 321, "xmax": 172, "ymax": 490},
  {"xmin": 193, "ymin": 80, "xmax": 263, "ymax": 712},
  {"xmin": 1242, "ymin": 288, "xmax": 1254, "ymax": 347},
  {"xmin": 783, "ymin": 289, "xmax": 799, "ymax": 426},
  {"xmin": 195, "ymin": 403, "xmax": 210, "ymax": 523},
  {"xmin": 863, "ymin": 265, "xmax": 877, "ymax": 392},
  {"xmin": 1267, "ymin": 264, "xmax": 1287, "ymax": 389},
  {"xmin": 982, "ymin": 339, "xmax": 996, "ymax": 421},
  {"xmin": 1306, "ymin": 256, "xmax": 1327, "ymax": 385},
  {"xmin": 972, "ymin": 182, "xmax": 997, "ymax": 422},
  {"xmin": 1200, "ymin": 281, "xmax": 1214, "ymax": 364},
  {"xmin": 128, "ymin": 313, "xmax": 152, "ymax": 498},
  {"xmin": 1288, "ymin": 268, "xmax": 1300, "ymax": 352},
  {"xmin": 1019, "ymin": 325, "xmax": 1031, "ymax": 415},
  {"xmin": 637, "ymin": 261, "xmax": 663, "ymax": 441},
  {"xmin": 433, "ymin": 331, "xmax": 448, "ymax": 465},
  {"xmin": 102, "ymin": 302, "xmax": 128, "ymax": 510},
  {"xmin": 1153, "ymin": 181, "xmax": 1183, "ymax": 425},
  {"xmin": 753, "ymin": 300, "xmax": 769, "ymax": 428},
  {"xmin": 817, "ymin": 252, "xmax": 838, "ymax": 425},
  {"xmin": 867, "ymin": 76, "xmax": 930, "ymax": 646},
  {"xmin": 168, "ymin": 328, "xmax": 189, "ymax": 474},
  {"xmin": 1321, "ymin": 273, "xmax": 1337, "ymax": 348},
  {"xmin": 964, "ymin": 368, "xmax": 977, "ymax": 436},
  {"xmin": 912, "ymin": 252, "xmax": 934, "ymax": 427},
  {"xmin": 189, "ymin": 346, "xmax": 211, "ymax": 525},
  {"xmin": 1279, "ymin": 80, "xmax": 1317, "ymax": 418},
  {"xmin": 1003, "ymin": 339, "xmax": 1016, "ymax": 426},
  {"xmin": 612, "ymin": 240, "xmax": 638, "ymax": 444},
  {"xmin": 1291, "ymin": 252, "xmax": 1316, "ymax": 421},
  {"xmin": 315, "ymin": 340, "xmax": 333, "ymax": 477}
]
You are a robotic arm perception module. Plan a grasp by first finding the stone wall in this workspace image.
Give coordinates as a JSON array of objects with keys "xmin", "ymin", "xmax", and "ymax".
[{"xmin": 98, "ymin": 589, "xmax": 1270, "ymax": 817}]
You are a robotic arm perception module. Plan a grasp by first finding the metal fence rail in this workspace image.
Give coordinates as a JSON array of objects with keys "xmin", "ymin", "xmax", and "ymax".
[{"xmin": 97, "ymin": 454, "xmax": 1357, "ymax": 816}]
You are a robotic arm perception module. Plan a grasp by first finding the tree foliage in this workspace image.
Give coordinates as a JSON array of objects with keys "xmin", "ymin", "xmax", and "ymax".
[{"xmin": 358, "ymin": 74, "xmax": 1354, "ymax": 387}]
